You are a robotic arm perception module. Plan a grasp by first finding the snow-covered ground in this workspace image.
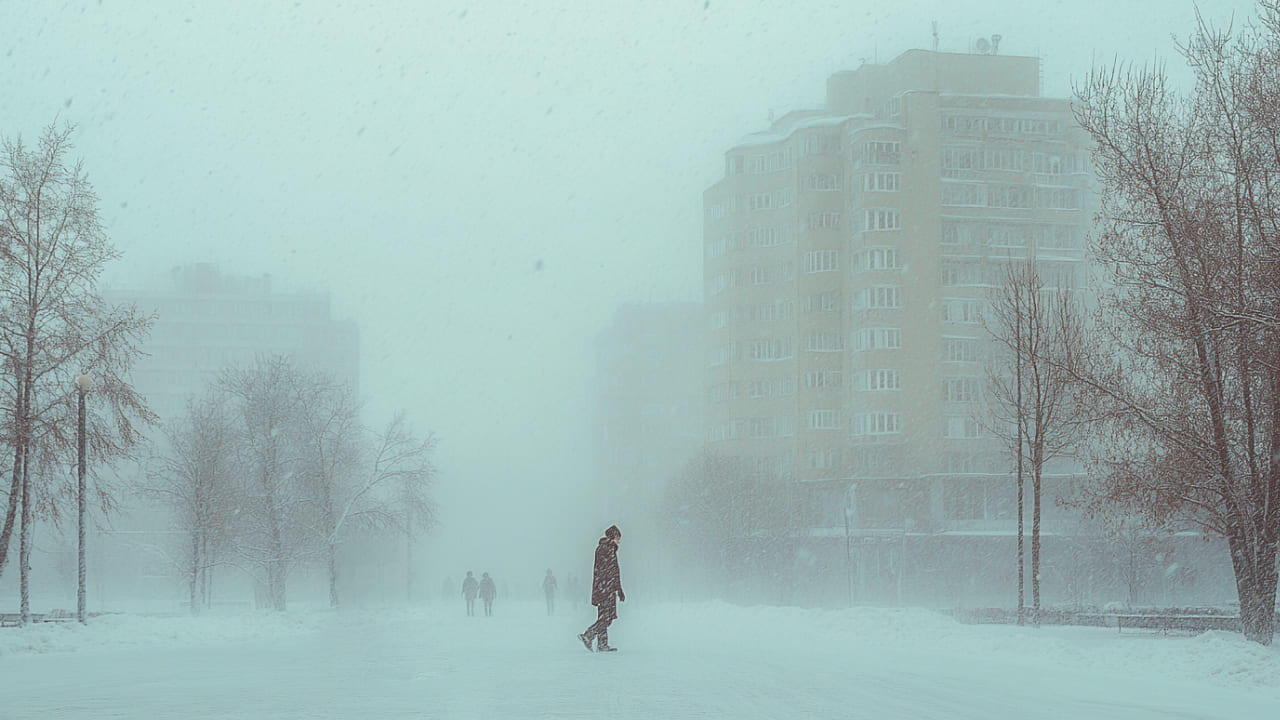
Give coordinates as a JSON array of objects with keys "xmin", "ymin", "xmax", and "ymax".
[{"xmin": 2, "ymin": 601, "xmax": 1278, "ymax": 719}]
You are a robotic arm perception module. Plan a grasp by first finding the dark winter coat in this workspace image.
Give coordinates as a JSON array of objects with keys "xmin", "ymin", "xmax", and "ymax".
[
  {"xmin": 591, "ymin": 537, "xmax": 622, "ymax": 607},
  {"xmin": 478, "ymin": 576, "xmax": 497, "ymax": 601},
  {"xmin": 462, "ymin": 576, "xmax": 479, "ymax": 599},
  {"xmin": 543, "ymin": 574, "xmax": 558, "ymax": 595}
]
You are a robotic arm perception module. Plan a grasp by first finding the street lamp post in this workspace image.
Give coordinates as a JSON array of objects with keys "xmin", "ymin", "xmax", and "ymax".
[
  {"xmin": 843, "ymin": 483, "xmax": 857, "ymax": 608},
  {"xmin": 76, "ymin": 374, "xmax": 91, "ymax": 624}
]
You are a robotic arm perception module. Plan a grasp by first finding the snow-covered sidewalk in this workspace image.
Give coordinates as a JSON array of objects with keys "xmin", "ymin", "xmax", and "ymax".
[{"xmin": 1, "ymin": 601, "xmax": 1277, "ymax": 719}]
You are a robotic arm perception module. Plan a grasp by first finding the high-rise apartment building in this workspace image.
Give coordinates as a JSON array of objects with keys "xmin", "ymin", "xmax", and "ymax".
[
  {"xmin": 104, "ymin": 263, "xmax": 360, "ymax": 423},
  {"xmin": 702, "ymin": 49, "xmax": 1103, "ymax": 603}
]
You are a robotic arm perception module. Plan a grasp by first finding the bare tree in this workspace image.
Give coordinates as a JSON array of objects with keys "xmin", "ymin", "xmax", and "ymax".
[
  {"xmin": 365, "ymin": 414, "xmax": 437, "ymax": 605},
  {"xmin": 1072, "ymin": 3, "xmax": 1280, "ymax": 644},
  {"xmin": 0, "ymin": 123, "xmax": 153, "ymax": 624},
  {"xmin": 291, "ymin": 373, "xmax": 364, "ymax": 608},
  {"xmin": 983, "ymin": 256, "xmax": 1087, "ymax": 626},
  {"xmin": 220, "ymin": 356, "xmax": 313, "ymax": 611},
  {"xmin": 146, "ymin": 391, "xmax": 238, "ymax": 614}
]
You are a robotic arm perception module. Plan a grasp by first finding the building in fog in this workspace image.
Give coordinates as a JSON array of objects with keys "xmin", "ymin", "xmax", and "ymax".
[
  {"xmin": 594, "ymin": 302, "xmax": 704, "ymax": 518},
  {"xmin": 701, "ymin": 48, "xmax": 1233, "ymax": 607},
  {"xmin": 104, "ymin": 263, "xmax": 359, "ymax": 423},
  {"xmin": 88, "ymin": 263, "xmax": 360, "ymax": 610},
  {"xmin": 593, "ymin": 302, "xmax": 703, "ymax": 593}
]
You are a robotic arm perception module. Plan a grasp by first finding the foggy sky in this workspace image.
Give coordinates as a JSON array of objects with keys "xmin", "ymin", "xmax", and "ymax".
[{"xmin": 0, "ymin": 0, "xmax": 1255, "ymax": 589}]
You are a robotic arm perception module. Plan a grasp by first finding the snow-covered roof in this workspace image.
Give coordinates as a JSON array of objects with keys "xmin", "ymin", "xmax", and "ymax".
[{"xmin": 729, "ymin": 113, "xmax": 865, "ymax": 150}]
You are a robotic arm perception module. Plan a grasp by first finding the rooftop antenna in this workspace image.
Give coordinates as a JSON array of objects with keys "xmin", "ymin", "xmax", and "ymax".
[{"xmin": 931, "ymin": 21, "xmax": 939, "ymax": 52}]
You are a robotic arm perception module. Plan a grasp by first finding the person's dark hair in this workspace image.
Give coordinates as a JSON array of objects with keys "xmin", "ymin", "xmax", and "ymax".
[{"xmin": 605, "ymin": 525, "xmax": 622, "ymax": 540}]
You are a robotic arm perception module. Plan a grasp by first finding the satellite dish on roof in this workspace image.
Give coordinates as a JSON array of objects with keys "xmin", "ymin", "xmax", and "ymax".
[{"xmin": 974, "ymin": 37, "xmax": 991, "ymax": 54}]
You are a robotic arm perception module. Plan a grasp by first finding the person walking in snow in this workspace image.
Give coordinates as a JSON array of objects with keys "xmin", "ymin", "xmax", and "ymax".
[
  {"xmin": 578, "ymin": 525, "xmax": 624, "ymax": 652},
  {"xmin": 567, "ymin": 572, "xmax": 581, "ymax": 608},
  {"xmin": 542, "ymin": 569, "xmax": 558, "ymax": 616},
  {"xmin": 478, "ymin": 572, "xmax": 497, "ymax": 616},
  {"xmin": 462, "ymin": 571, "xmax": 479, "ymax": 616}
]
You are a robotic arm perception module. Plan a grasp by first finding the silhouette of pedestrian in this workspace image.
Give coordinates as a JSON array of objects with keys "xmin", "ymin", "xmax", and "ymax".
[
  {"xmin": 479, "ymin": 572, "xmax": 497, "ymax": 616},
  {"xmin": 579, "ymin": 525, "xmax": 624, "ymax": 652},
  {"xmin": 542, "ymin": 569, "xmax": 558, "ymax": 615},
  {"xmin": 462, "ymin": 571, "xmax": 478, "ymax": 616}
]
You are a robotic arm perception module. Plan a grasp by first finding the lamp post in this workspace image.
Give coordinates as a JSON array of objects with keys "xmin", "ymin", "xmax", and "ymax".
[
  {"xmin": 843, "ymin": 483, "xmax": 857, "ymax": 608},
  {"xmin": 76, "ymin": 374, "xmax": 91, "ymax": 624}
]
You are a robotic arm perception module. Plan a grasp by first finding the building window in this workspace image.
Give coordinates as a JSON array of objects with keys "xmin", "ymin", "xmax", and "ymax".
[
  {"xmin": 987, "ymin": 185, "xmax": 1033, "ymax": 209},
  {"xmin": 854, "ymin": 247, "xmax": 901, "ymax": 273},
  {"xmin": 853, "ymin": 285, "xmax": 902, "ymax": 310},
  {"xmin": 804, "ymin": 371, "xmax": 842, "ymax": 389},
  {"xmin": 803, "ymin": 173, "xmax": 842, "ymax": 191},
  {"xmin": 803, "ymin": 250, "xmax": 839, "ymax": 273},
  {"xmin": 943, "ymin": 415, "xmax": 982, "ymax": 439},
  {"xmin": 806, "ymin": 449, "xmax": 841, "ymax": 470},
  {"xmin": 807, "ymin": 410, "xmax": 841, "ymax": 430},
  {"xmin": 729, "ymin": 155, "xmax": 745, "ymax": 175},
  {"xmin": 752, "ymin": 300, "xmax": 794, "ymax": 322},
  {"xmin": 803, "ymin": 292, "xmax": 841, "ymax": 313},
  {"xmin": 943, "ymin": 376, "xmax": 982, "ymax": 403},
  {"xmin": 943, "ymin": 337, "xmax": 979, "ymax": 363},
  {"xmin": 1037, "ymin": 187, "xmax": 1081, "ymax": 210},
  {"xmin": 750, "ymin": 262, "xmax": 794, "ymax": 285},
  {"xmin": 941, "ymin": 262, "xmax": 983, "ymax": 287},
  {"xmin": 749, "ymin": 193, "xmax": 773, "ymax": 211},
  {"xmin": 863, "ymin": 141, "xmax": 901, "ymax": 166},
  {"xmin": 941, "ymin": 182, "xmax": 984, "ymax": 207},
  {"xmin": 804, "ymin": 332, "xmax": 844, "ymax": 352},
  {"xmin": 707, "ymin": 311, "xmax": 727, "ymax": 330},
  {"xmin": 749, "ymin": 338, "xmax": 793, "ymax": 362},
  {"xmin": 861, "ymin": 208, "xmax": 901, "ymax": 232},
  {"xmin": 853, "ymin": 327, "xmax": 902, "ymax": 351},
  {"xmin": 855, "ymin": 369, "xmax": 900, "ymax": 391},
  {"xmin": 852, "ymin": 413, "xmax": 902, "ymax": 436},
  {"xmin": 864, "ymin": 172, "xmax": 901, "ymax": 192},
  {"xmin": 941, "ymin": 299, "xmax": 982, "ymax": 324},
  {"xmin": 806, "ymin": 212, "xmax": 841, "ymax": 230}
]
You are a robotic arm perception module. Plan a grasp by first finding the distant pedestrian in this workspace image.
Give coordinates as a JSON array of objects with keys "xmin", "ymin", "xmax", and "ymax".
[
  {"xmin": 479, "ymin": 572, "xmax": 497, "ymax": 616},
  {"xmin": 578, "ymin": 525, "xmax": 624, "ymax": 652},
  {"xmin": 567, "ymin": 572, "xmax": 581, "ymax": 608},
  {"xmin": 462, "ymin": 571, "xmax": 479, "ymax": 616},
  {"xmin": 542, "ymin": 569, "xmax": 558, "ymax": 616}
]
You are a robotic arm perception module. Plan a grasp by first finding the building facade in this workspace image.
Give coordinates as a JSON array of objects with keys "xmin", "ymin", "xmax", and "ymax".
[
  {"xmin": 700, "ymin": 50, "xmax": 1237, "ymax": 606},
  {"xmin": 104, "ymin": 263, "xmax": 359, "ymax": 423},
  {"xmin": 593, "ymin": 302, "xmax": 704, "ymax": 596},
  {"xmin": 90, "ymin": 263, "xmax": 360, "ymax": 610}
]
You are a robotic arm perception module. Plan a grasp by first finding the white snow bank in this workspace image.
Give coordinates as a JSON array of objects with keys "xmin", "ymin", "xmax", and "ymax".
[
  {"xmin": 0, "ymin": 610, "xmax": 336, "ymax": 657},
  {"xmin": 4, "ymin": 601, "xmax": 1278, "ymax": 695}
]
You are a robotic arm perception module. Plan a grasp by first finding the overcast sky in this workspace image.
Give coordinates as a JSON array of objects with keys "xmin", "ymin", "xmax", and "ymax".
[{"xmin": 0, "ymin": 0, "xmax": 1257, "ymax": 590}]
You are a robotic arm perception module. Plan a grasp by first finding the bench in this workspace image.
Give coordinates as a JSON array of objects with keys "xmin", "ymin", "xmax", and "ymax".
[
  {"xmin": 1110, "ymin": 614, "xmax": 1240, "ymax": 634},
  {"xmin": 0, "ymin": 612, "xmax": 20, "ymax": 627}
]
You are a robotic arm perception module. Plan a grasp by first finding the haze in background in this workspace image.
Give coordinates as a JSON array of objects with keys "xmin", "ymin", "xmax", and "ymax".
[{"xmin": 0, "ymin": 0, "xmax": 1253, "ymax": 600}]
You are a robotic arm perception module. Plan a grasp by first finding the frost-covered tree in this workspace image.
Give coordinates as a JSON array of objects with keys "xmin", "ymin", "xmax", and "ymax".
[
  {"xmin": 220, "ymin": 356, "xmax": 313, "ymax": 611},
  {"xmin": 0, "ymin": 122, "xmax": 153, "ymax": 624},
  {"xmin": 146, "ymin": 391, "xmax": 238, "ymax": 614}
]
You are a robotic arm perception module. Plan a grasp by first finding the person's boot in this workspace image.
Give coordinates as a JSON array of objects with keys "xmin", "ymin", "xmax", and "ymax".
[
  {"xmin": 596, "ymin": 632, "xmax": 616, "ymax": 652},
  {"xmin": 578, "ymin": 633, "xmax": 593, "ymax": 651}
]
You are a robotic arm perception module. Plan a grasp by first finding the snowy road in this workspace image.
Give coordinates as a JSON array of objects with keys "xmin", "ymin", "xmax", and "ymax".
[{"xmin": 2, "ymin": 602, "xmax": 1278, "ymax": 719}]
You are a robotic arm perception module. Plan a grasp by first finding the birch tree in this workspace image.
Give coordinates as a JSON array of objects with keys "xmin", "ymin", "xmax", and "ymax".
[
  {"xmin": 0, "ymin": 123, "xmax": 153, "ymax": 624},
  {"xmin": 147, "ymin": 391, "xmax": 238, "ymax": 614},
  {"xmin": 983, "ymin": 257, "xmax": 1086, "ymax": 626}
]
